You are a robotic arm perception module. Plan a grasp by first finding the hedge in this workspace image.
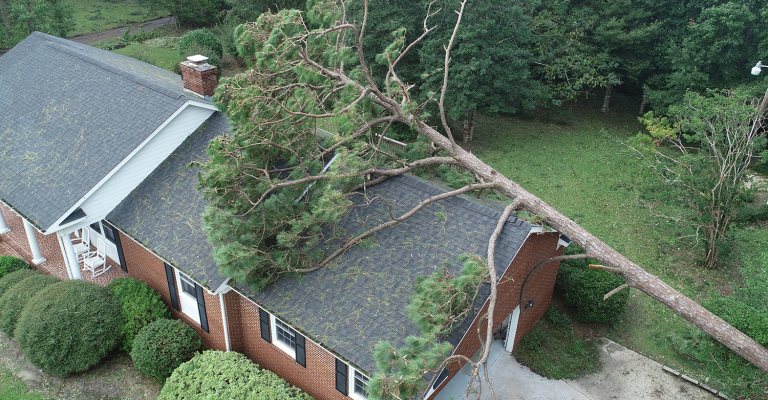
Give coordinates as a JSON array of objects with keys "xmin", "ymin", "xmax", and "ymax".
[
  {"xmin": 0, "ymin": 256, "xmax": 29, "ymax": 279},
  {"xmin": 15, "ymin": 280, "xmax": 122, "ymax": 376},
  {"xmin": 159, "ymin": 350, "xmax": 314, "ymax": 400},
  {"xmin": 131, "ymin": 319, "xmax": 201, "ymax": 382},
  {"xmin": 0, "ymin": 274, "xmax": 59, "ymax": 336},
  {"xmin": 555, "ymin": 256, "xmax": 628, "ymax": 324},
  {"xmin": 107, "ymin": 277, "xmax": 171, "ymax": 352},
  {"xmin": 0, "ymin": 269, "xmax": 38, "ymax": 298}
]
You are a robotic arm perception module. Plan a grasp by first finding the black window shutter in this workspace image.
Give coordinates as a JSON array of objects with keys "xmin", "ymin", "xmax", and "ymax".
[
  {"xmin": 335, "ymin": 358, "xmax": 348, "ymax": 395},
  {"xmin": 164, "ymin": 263, "xmax": 180, "ymax": 311},
  {"xmin": 194, "ymin": 283, "xmax": 209, "ymax": 332},
  {"xmin": 259, "ymin": 308, "xmax": 271, "ymax": 342},
  {"xmin": 433, "ymin": 367, "xmax": 449, "ymax": 389},
  {"xmin": 295, "ymin": 333, "xmax": 306, "ymax": 367},
  {"xmin": 104, "ymin": 222, "xmax": 127, "ymax": 272}
]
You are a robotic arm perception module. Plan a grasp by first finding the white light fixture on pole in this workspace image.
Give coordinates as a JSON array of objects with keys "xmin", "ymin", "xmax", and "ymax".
[{"xmin": 751, "ymin": 61, "xmax": 766, "ymax": 76}]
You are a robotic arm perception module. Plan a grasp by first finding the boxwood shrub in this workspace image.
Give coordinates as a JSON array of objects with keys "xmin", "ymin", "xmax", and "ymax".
[
  {"xmin": 0, "ymin": 274, "xmax": 59, "ymax": 336},
  {"xmin": 107, "ymin": 277, "xmax": 171, "ymax": 352},
  {"xmin": 15, "ymin": 280, "xmax": 122, "ymax": 376},
  {"xmin": 159, "ymin": 350, "xmax": 313, "ymax": 400},
  {"xmin": 0, "ymin": 269, "xmax": 38, "ymax": 297},
  {"xmin": 0, "ymin": 256, "xmax": 29, "ymax": 279},
  {"xmin": 555, "ymin": 255, "xmax": 628, "ymax": 324},
  {"xmin": 131, "ymin": 319, "xmax": 201, "ymax": 381}
]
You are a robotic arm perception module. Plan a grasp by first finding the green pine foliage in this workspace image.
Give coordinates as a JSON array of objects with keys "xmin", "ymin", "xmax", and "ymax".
[
  {"xmin": 369, "ymin": 255, "xmax": 487, "ymax": 400},
  {"xmin": 159, "ymin": 350, "xmax": 313, "ymax": 399},
  {"xmin": 107, "ymin": 277, "xmax": 171, "ymax": 352},
  {"xmin": 130, "ymin": 319, "xmax": 201, "ymax": 382},
  {"xmin": 0, "ymin": 274, "xmax": 59, "ymax": 336},
  {"xmin": 0, "ymin": 256, "xmax": 29, "ymax": 279},
  {"xmin": 15, "ymin": 281, "xmax": 122, "ymax": 376},
  {"xmin": 407, "ymin": 255, "xmax": 488, "ymax": 336},
  {"xmin": 0, "ymin": 269, "xmax": 38, "ymax": 298}
]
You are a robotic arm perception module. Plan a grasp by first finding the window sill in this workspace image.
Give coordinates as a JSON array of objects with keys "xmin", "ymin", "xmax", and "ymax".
[{"xmin": 273, "ymin": 339, "xmax": 296, "ymax": 360}]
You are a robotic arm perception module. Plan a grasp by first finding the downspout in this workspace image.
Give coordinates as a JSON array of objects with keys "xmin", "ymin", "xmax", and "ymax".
[{"xmin": 218, "ymin": 292, "xmax": 231, "ymax": 351}]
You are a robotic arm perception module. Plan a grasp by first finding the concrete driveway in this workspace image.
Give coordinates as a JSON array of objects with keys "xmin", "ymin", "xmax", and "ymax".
[{"xmin": 436, "ymin": 338, "xmax": 714, "ymax": 400}]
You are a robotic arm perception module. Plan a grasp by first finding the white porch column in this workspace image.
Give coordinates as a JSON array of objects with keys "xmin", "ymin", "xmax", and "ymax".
[
  {"xmin": 219, "ymin": 292, "xmax": 231, "ymax": 352},
  {"xmin": 60, "ymin": 232, "xmax": 82, "ymax": 280},
  {"xmin": 22, "ymin": 220, "xmax": 45, "ymax": 264},
  {"xmin": 0, "ymin": 210, "xmax": 10, "ymax": 234}
]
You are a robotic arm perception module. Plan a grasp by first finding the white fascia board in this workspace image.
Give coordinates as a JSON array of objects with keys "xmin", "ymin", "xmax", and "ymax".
[{"xmin": 44, "ymin": 101, "xmax": 214, "ymax": 233}]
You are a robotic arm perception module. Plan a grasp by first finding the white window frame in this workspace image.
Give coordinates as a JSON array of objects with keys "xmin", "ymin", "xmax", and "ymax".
[
  {"xmin": 349, "ymin": 367, "xmax": 370, "ymax": 400},
  {"xmin": 271, "ymin": 315, "xmax": 297, "ymax": 359},
  {"xmin": 175, "ymin": 270, "xmax": 200, "ymax": 324}
]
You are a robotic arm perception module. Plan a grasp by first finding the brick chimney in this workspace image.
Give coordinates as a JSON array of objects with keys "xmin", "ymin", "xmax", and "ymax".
[{"xmin": 179, "ymin": 55, "xmax": 217, "ymax": 97}]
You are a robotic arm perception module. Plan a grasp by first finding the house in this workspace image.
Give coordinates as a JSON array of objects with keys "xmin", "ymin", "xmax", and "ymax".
[{"xmin": 0, "ymin": 32, "xmax": 568, "ymax": 400}]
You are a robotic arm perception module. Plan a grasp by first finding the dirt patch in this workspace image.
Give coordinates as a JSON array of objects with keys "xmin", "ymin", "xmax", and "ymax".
[
  {"xmin": 0, "ymin": 333, "xmax": 160, "ymax": 400},
  {"xmin": 71, "ymin": 16, "xmax": 176, "ymax": 45}
]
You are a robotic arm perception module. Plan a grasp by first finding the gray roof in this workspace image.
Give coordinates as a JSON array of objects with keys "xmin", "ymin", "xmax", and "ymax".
[
  {"xmin": 0, "ymin": 32, "xmax": 192, "ymax": 230},
  {"xmin": 242, "ymin": 174, "xmax": 532, "ymax": 373},
  {"xmin": 108, "ymin": 113, "xmax": 229, "ymax": 289}
]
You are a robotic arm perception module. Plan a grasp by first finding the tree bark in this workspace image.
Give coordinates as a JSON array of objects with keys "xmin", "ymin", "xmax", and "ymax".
[
  {"xmin": 639, "ymin": 93, "xmax": 648, "ymax": 115},
  {"xmin": 601, "ymin": 85, "xmax": 613, "ymax": 113},
  {"xmin": 408, "ymin": 115, "xmax": 768, "ymax": 373}
]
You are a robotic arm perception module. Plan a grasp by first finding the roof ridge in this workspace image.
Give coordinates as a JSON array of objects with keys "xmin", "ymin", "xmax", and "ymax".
[{"xmin": 35, "ymin": 33, "xmax": 184, "ymax": 100}]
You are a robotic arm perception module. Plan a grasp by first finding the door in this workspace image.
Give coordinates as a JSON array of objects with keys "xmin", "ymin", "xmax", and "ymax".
[{"xmin": 504, "ymin": 305, "xmax": 521, "ymax": 352}]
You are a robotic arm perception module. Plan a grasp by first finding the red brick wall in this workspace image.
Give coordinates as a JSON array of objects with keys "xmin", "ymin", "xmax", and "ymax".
[
  {"xmin": 225, "ymin": 291, "xmax": 350, "ymax": 400},
  {"xmin": 0, "ymin": 202, "xmax": 65, "ymax": 273},
  {"xmin": 179, "ymin": 62, "xmax": 217, "ymax": 97},
  {"xmin": 428, "ymin": 231, "xmax": 564, "ymax": 398},
  {"xmin": 117, "ymin": 229, "xmax": 227, "ymax": 351}
]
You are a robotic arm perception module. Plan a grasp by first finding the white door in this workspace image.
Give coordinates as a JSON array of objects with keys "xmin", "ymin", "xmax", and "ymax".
[
  {"xmin": 87, "ymin": 223, "xmax": 120, "ymax": 265},
  {"xmin": 504, "ymin": 305, "xmax": 521, "ymax": 352}
]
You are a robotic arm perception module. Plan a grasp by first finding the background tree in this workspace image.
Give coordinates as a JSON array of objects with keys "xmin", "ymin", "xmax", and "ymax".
[
  {"xmin": 0, "ymin": 0, "xmax": 73, "ymax": 49},
  {"xmin": 636, "ymin": 88, "xmax": 767, "ymax": 269},
  {"xmin": 200, "ymin": 1, "xmax": 768, "ymax": 397}
]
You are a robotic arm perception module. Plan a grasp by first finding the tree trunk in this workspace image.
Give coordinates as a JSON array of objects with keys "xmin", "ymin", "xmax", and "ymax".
[
  {"xmin": 462, "ymin": 110, "xmax": 471, "ymax": 144},
  {"xmin": 601, "ymin": 85, "xmax": 613, "ymax": 113},
  {"xmin": 468, "ymin": 110, "xmax": 476, "ymax": 142},
  {"xmin": 639, "ymin": 93, "xmax": 648, "ymax": 115},
  {"xmin": 411, "ymin": 116, "xmax": 768, "ymax": 373}
]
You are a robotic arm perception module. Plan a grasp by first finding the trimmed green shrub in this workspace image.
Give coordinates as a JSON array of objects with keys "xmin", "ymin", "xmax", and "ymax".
[
  {"xmin": 555, "ymin": 256, "xmax": 628, "ymax": 324},
  {"xmin": 513, "ymin": 306, "xmax": 600, "ymax": 379},
  {"xmin": 15, "ymin": 281, "xmax": 122, "ymax": 376},
  {"xmin": 178, "ymin": 29, "xmax": 223, "ymax": 74},
  {"xmin": 0, "ymin": 256, "xmax": 29, "ymax": 279},
  {"xmin": 159, "ymin": 350, "xmax": 313, "ymax": 400},
  {"xmin": 107, "ymin": 277, "xmax": 171, "ymax": 352},
  {"xmin": 131, "ymin": 319, "xmax": 201, "ymax": 382},
  {"xmin": 0, "ymin": 274, "xmax": 59, "ymax": 336},
  {"xmin": 0, "ymin": 269, "xmax": 37, "ymax": 297}
]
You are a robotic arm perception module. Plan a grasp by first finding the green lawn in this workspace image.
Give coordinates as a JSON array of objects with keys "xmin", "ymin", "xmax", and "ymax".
[
  {"xmin": 113, "ymin": 42, "xmax": 181, "ymax": 72},
  {"xmin": 66, "ymin": 0, "xmax": 169, "ymax": 37},
  {"xmin": 472, "ymin": 96, "xmax": 768, "ymax": 397},
  {"xmin": 0, "ymin": 368, "xmax": 48, "ymax": 400}
]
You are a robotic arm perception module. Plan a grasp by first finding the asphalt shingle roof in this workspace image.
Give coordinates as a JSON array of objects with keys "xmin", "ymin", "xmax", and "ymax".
[
  {"xmin": 108, "ymin": 113, "xmax": 229, "ymax": 289},
  {"xmin": 241, "ymin": 174, "xmax": 532, "ymax": 373},
  {"xmin": 0, "ymin": 32, "xmax": 191, "ymax": 230}
]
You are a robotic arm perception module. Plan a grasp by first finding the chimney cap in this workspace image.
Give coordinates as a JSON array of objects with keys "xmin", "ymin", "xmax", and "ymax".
[{"xmin": 186, "ymin": 54, "xmax": 209, "ymax": 64}]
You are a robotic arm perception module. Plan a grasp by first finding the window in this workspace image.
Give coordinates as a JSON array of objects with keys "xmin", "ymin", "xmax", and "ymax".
[
  {"xmin": 353, "ymin": 370, "xmax": 369, "ymax": 397},
  {"xmin": 275, "ymin": 318, "xmax": 297, "ymax": 349},
  {"xmin": 179, "ymin": 274, "xmax": 196, "ymax": 296}
]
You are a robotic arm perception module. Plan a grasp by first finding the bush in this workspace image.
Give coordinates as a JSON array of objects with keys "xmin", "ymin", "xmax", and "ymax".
[
  {"xmin": 15, "ymin": 281, "xmax": 122, "ymax": 376},
  {"xmin": 159, "ymin": 350, "xmax": 313, "ymax": 400},
  {"xmin": 107, "ymin": 278, "xmax": 171, "ymax": 352},
  {"xmin": 555, "ymin": 255, "xmax": 628, "ymax": 324},
  {"xmin": 0, "ymin": 269, "xmax": 37, "ymax": 297},
  {"xmin": 0, "ymin": 274, "xmax": 59, "ymax": 336},
  {"xmin": 131, "ymin": 319, "xmax": 201, "ymax": 381},
  {"xmin": 0, "ymin": 256, "xmax": 29, "ymax": 279},
  {"xmin": 178, "ymin": 29, "xmax": 224, "ymax": 73},
  {"xmin": 513, "ymin": 306, "xmax": 599, "ymax": 379}
]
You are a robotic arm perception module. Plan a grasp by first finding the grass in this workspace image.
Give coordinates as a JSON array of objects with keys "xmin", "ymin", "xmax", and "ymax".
[
  {"xmin": 0, "ymin": 368, "xmax": 48, "ymax": 400},
  {"xmin": 513, "ymin": 306, "xmax": 600, "ymax": 379},
  {"xmin": 66, "ymin": 0, "xmax": 169, "ymax": 37},
  {"xmin": 113, "ymin": 42, "xmax": 182, "ymax": 72},
  {"xmin": 472, "ymin": 94, "xmax": 768, "ymax": 397}
]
